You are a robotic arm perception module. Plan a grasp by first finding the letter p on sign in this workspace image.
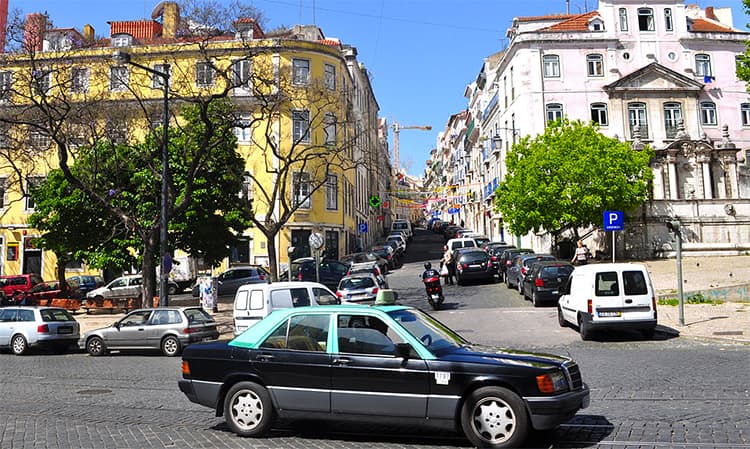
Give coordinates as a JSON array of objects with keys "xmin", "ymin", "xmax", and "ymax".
[{"xmin": 603, "ymin": 210, "xmax": 624, "ymax": 231}]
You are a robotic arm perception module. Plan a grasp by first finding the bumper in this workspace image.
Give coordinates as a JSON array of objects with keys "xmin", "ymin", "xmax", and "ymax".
[
  {"xmin": 524, "ymin": 383, "xmax": 590, "ymax": 430},
  {"xmin": 584, "ymin": 314, "xmax": 657, "ymax": 332},
  {"xmin": 178, "ymin": 379, "xmax": 222, "ymax": 410}
]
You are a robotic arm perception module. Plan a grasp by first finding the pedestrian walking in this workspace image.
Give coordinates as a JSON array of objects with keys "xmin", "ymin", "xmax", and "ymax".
[
  {"xmin": 441, "ymin": 245, "xmax": 455, "ymax": 285},
  {"xmin": 571, "ymin": 240, "xmax": 589, "ymax": 265}
]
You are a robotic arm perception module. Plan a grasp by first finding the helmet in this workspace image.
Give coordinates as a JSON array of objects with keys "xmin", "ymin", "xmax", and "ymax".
[{"xmin": 424, "ymin": 262, "xmax": 432, "ymax": 270}]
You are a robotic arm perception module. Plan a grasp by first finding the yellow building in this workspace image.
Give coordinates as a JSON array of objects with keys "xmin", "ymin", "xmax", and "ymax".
[{"xmin": 0, "ymin": 2, "xmax": 385, "ymax": 281}]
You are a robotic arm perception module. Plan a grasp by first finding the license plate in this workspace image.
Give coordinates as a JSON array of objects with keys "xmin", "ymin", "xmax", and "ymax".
[
  {"xmin": 598, "ymin": 311, "xmax": 622, "ymax": 317},
  {"xmin": 469, "ymin": 264, "xmax": 481, "ymax": 268},
  {"xmin": 431, "ymin": 294, "xmax": 440, "ymax": 299},
  {"xmin": 57, "ymin": 327, "xmax": 73, "ymax": 334},
  {"xmin": 551, "ymin": 290, "xmax": 558, "ymax": 295}
]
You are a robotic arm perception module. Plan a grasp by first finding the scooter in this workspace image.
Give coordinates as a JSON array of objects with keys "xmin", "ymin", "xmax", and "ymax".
[{"xmin": 421, "ymin": 262, "xmax": 444, "ymax": 310}]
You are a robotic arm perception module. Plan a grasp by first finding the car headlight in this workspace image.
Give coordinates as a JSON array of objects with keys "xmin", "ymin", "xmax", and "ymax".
[{"xmin": 536, "ymin": 370, "xmax": 569, "ymax": 393}]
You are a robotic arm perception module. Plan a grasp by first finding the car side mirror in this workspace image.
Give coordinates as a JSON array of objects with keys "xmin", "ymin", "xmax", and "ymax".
[
  {"xmin": 395, "ymin": 342, "xmax": 411, "ymax": 359},
  {"xmin": 114, "ymin": 321, "xmax": 121, "ymax": 329}
]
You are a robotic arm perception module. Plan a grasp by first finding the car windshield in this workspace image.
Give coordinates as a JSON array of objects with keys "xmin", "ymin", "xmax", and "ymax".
[
  {"xmin": 387, "ymin": 308, "xmax": 467, "ymax": 353},
  {"xmin": 185, "ymin": 308, "xmax": 215, "ymax": 324},
  {"xmin": 340, "ymin": 277, "xmax": 375, "ymax": 289},
  {"xmin": 40, "ymin": 308, "xmax": 75, "ymax": 322}
]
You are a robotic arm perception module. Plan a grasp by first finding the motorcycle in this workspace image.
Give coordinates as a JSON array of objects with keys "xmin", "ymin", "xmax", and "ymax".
[{"xmin": 421, "ymin": 266, "xmax": 444, "ymax": 310}]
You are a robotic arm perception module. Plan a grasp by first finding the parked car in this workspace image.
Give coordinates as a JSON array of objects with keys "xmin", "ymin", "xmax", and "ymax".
[
  {"xmin": 66, "ymin": 275, "xmax": 105, "ymax": 299},
  {"xmin": 233, "ymin": 282, "xmax": 338, "ymax": 335},
  {"xmin": 446, "ymin": 237, "xmax": 477, "ymax": 252},
  {"xmin": 506, "ymin": 254, "xmax": 557, "ymax": 293},
  {"xmin": 522, "ymin": 261, "xmax": 575, "ymax": 307},
  {"xmin": 482, "ymin": 241, "xmax": 513, "ymax": 252},
  {"xmin": 390, "ymin": 220, "xmax": 413, "ymax": 241},
  {"xmin": 487, "ymin": 245, "xmax": 516, "ymax": 274},
  {"xmin": 558, "ymin": 263, "xmax": 658, "ymax": 340},
  {"xmin": 191, "ymin": 266, "xmax": 270, "ymax": 297},
  {"xmin": 369, "ymin": 244, "xmax": 398, "ymax": 269},
  {"xmin": 454, "ymin": 248, "xmax": 495, "ymax": 285},
  {"xmin": 288, "ymin": 258, "xmax": 349, "ymax": 291},
  {"xmin": 346, "ymin": 262, "xmax": 388, "ymax": 288},
  {"xmin": 178, "ymin": 305, "xmax": 590, "ymax": 448},
  {"xmin": 16, "ymin": 281, "xmax": 64, "ymax": 303},
  {"xmin": 335, "ymin": 273, "xmax": 386, "ymax": 303},
  {"xmin": 81, "ymin": 307, "xmax": 219, "ymax": 356},
  {"xmin": 340, "ymin": 251, "xmax": 389, "ymax": 275},
  {"xmin": 382, "ymin": 239, "xmax": 404, "ymax": 263},
  {"xmin": 0, "ymin": 306, "xmax": 80, "ymax": 355},
  {"xmin": 86, "ymin": 275, "xmax": 143, "ymax": 302},
  {"xmin": 386, "ymin": 233, "xmax": 407, "ymax": 252},
  {"xmin": 0, "ymin": 274, "xmax": 45, "ymax": 304},
  {"xmin": 497, "ymin": 248, "xmax": 535, "ymax": 282}
]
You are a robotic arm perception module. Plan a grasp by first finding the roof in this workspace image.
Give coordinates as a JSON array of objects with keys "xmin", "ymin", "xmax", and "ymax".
[
  {"xmin": 542, "ymin": 11, "xmax": 600, "ymax": 32},
  {"xmin": 690, "ymin": 17, "xmax": 734, "ymax": 32},
  {"xmin": 516, "ymin": 13, "xmax": 575, "ymax": 23}
]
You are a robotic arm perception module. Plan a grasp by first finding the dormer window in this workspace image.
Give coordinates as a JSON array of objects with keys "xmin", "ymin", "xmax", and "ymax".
[
  {"xmin": 111, "ymin": 34, "xmax": 133, "ymax": 47},
  {"xmin": 589, "ymin": 18, "xmax": 604, "ymax": 32}
]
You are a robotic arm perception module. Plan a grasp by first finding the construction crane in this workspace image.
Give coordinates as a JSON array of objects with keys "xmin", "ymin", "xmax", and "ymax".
[{"xmin": 391, "ymin": 122, "xmax": 432, "ymax": 174}]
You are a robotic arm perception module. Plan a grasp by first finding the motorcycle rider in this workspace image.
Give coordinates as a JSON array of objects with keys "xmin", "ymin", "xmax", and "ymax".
[{"xmin": 422, "ymin": 262, "xmax": 440, "ymax": 280}]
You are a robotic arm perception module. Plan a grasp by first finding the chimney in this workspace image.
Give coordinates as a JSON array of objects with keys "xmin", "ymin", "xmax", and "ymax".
[
  {"xmin": 24, "ymin": 13, "xmax": 47, "ymax": 52},
  {"xmin": 83, "ymin": 24, "xmax": 95, "ymax": 43},
  {"xmin": 162, "ymin": 2, "xmax": 180, "ymax": 39},
  {"xmin": 705, "ymin": 6, "xmax": 718, "ymax": 21},
  {"xmin": 0, "ymin": 0, "xmax": 8, "ymax": 52}
]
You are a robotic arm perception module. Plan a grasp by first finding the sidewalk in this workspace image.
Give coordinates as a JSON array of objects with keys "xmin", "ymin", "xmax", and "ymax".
[{"xmin": 73, "ymin": 255, "xmax": 750, "ymax": 345}]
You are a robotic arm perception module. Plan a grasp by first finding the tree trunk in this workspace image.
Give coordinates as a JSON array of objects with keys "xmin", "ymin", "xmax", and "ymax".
[
  {"xmin": 140, "ymin": 236, "xmax": 158, "ymax": 309},
  {"xmin": 56, "ymin": 253, "xmax": 69, "ymax": 297},
  {"xmin": 266, "ymin": 231, "xmax": 279, "ymax": 282}
]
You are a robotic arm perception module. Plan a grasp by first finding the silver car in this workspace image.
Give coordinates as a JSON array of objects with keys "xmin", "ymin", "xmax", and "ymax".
[
  {"xmin": 335, "ymin": 274, "xmax": 387, "ymax": 303},
  {"xmin": 0, "ymin": 306, "xmax": 80, "ymax": 355},
  {"xmin": 80, "ymin": 307, "xmax": 219, "ymax": 357}
]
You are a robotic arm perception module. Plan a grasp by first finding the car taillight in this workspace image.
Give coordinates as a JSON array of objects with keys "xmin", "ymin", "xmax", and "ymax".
[
  {"xmin": 375, "ymin": 267, "xmax": 381, "ymax": 276},
  {"xmin": 258, "ymin": 274, "xmax": 266, "ymax": 280},
  {"xmin": 296, "ymin": 273, "xmax": 303, "ymax": 281},
  {"xmin": 37, "ymin": 324, "xmax": 49, "ymax": 333},
  {"xmin": 587, "ymin": 299, "xmax": 593, "ymax": 314},
  {"xmin": 521, "ymin": 267, "xmax": 528, "ymax": 275},
  {"xmin": 372, "ymin": 288, "xmax": 379, "ymax": 295},
  {"xmin": 490, "ymin": 256, "xmax": 498, "ymax": 261},
  {"xmin": 181, "ymin": 361, "xmax": 191, "ymax": 376},
  {"xmin": 652, "ymin": 296, "xmax": 657, "ymax": 320},
  {"xmin": 335, "ymin": 291, "xmax": 342, "ymax": 298},
  {"xmin": 505, "ymin": 260, "xmax": 512, "ymax": 266},
  {"xmin": 535, "ymin": 278, "xmax": 544, "ymax": 287},
  {"xmin": 184, "ymin": 327, "xmax": 198, "ymax": 334}
]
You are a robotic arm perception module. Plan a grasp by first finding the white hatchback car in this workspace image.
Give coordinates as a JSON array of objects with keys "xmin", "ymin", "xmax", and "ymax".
[{"xmin": 0, "ymin": 306, "xmax": 80, "ymax": 355}]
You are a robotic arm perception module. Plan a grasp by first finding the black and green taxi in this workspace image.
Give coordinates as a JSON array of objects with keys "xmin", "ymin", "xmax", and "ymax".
[{"xmin": 178, "ymin": 305, "xmax": 589, "ymax": 448}]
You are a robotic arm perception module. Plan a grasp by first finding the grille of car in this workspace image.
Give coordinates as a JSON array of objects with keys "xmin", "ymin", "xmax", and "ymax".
[{"xmin": 562, "ymin": 361, "xmax": 583, "ymax": 390}]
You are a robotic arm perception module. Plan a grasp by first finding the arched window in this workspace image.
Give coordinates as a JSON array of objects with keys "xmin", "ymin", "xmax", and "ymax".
[
  {"xmin": 663, "ymin": 102, "xmax": 682, "ymax": 138},
  {"xmin": 628, "ymin": 102, "xmax": 648, "ymax": 138},
  {"xmin": 586, "ymin": 54, "xmax": 604, "ymax": 77},
  {"xmin": 638, "ymin": 8, "xmax": 654, "ymax": 31},
  {"xmin": 542, "ymin": 54, "xmax": 560, "ymax": 78},
  {"xmin": 546, "ymin": 103, "xmax": 564, "ymax": 124},
  {"xmin": 695, "ymin": 54, "xmax": 712, "ymax": 77},
  {"xmin": 700, "ymin": 102, "xmax": 717, "ymax": 126},
  {"xmin": 619, "ymin": 8, "xmax": 629, "ymax": 31},
  {"xmin": 590, "ymin": 103, "xmax": 608, "ymax": 126},
  {"xmin": 664, "ymin": 8, "xmax": 674, "ymax": 32}
]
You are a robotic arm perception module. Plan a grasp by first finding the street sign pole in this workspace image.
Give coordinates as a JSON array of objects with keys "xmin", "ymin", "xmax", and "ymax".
[
  {"xmin": 612, "ymin": 231, "xmax": 615, "ymax": 263},
  {"xmin": 603, "ymin": 211, "xmax": 624, "ymax": 264}
]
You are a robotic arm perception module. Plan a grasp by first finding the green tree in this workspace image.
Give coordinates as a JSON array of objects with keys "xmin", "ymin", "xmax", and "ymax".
[
  {"xmin": 736, "ymin": 0, "xmax": 750, "ymax": 84},
  {"xmin": 29, "ymin": 100, "xmax": 249, "ymax": 307},
  {"xmin": 494, "ymin": 119, "xmax": 654, "ymax": 239}
]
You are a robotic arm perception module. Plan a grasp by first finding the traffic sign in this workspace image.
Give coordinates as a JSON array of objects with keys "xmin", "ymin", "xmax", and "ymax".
[
  {"xmin": 358, "ymin": 222, "xmax": 368, "ymax": 233},
  {"xmin": 308, "ymin": 232, "xmax": 324, "ymax": 250},
  {"xmin": 448, "ymin": 207, "xmax": 459, "ymax": 214},
  {"xmin": 603, "ymin": 210, "xmax": 624, "ymax": 231}
]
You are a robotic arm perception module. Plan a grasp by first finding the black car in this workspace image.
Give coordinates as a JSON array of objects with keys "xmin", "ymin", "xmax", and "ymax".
[
  {"xmin": 179, "ymin": 305, "xmax": 590, "ymax": 448},
  {"xmin": 486, "ymin": 244, "xmax": 516, "ymax": 273},
  {"xmin": 497, "ymin": 248, "xmax": 534, "ymax": 282},
  {"xmin": 454, "ymin": 248, "xmax": 496, "ymax": 285},
  {"xmin": 288, "ymin": 257, "xmax": 349, "ymax": 291},
  {"xmin": 522, "ymin": 261, "xmax": 575, "ymax": 307},
  {"xmin": 66, "ymin": 275, "xmax": 105, "ymax": 299},
  {"xmin": 191, "ymin": 266, "xmax": 270, "ymax": 297},
  {"xmin": 369, "ymin": 245, "xmax": 399, "ymax": 269},
  {"xmin": 507, "ymin": 254, "xmax": 557, "ymax": 294}
]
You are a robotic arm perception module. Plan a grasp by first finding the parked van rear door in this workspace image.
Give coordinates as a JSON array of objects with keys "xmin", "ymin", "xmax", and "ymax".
[{"xmin": 619, "ymin": 268, "xmax": 655, "ymax": 321}]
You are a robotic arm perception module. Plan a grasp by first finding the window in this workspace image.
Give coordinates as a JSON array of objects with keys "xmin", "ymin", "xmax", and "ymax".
[
  {"xmin": 32, "ymin": 69, "xmax": 51, "ymax": 96},
  {"xmin": 25, "ymin": 176, "xmax": 45, "ymax": 210},
  {"xmin": 292, "ymin": 110, "xmax": 310, "ymax": 143},
  {"xmin": 700, "ymin": 101, "xmax": 717, "ymax": 126},
  {"xmin": 195, "ymin": 61, "xmax": 214, "ymax": 87},
  {"xmin": 586, "ymin": 54, "xmax": 604, "ymax": 77},
  {"xmin": 106, "ymin": 119, "xmax": 128, "ymax": 144},
  {"xmin": 590, "ymin": 103, "xmax": 608, "ymax": 126},
  {"xmin": 260, "ymin": 314, "xmax": 330, "ymax": 351},
  {"xmin": 324, "ymin": 63, "xmax": 336, "ymax": 90},
  {"xmin": 233, "ymin": 113, "xmax": 252, "ymax": 143},
  {"xmin": 695, "ymin": 54, "xmax": 712, "ymax": 77},
  {"xmin": 336, "ymin": 315, "xmax": 403, "ymax": 356},
  {"xmin": 542, "ymin": 54, "xmax": 560, "ymax": 78},
  {"xmin": 152, "ymin": 64, "xmax": 170, "ymax": 89},
  {"xmin": 546, "ymin": 103, "xmax": 564, "ymax": 123},
  {"xmin": 590, "ymin": 20, "xmax": 603, "ymax": 31},
  {"xmin": 638, "ymin": 8, "xmax": 655, "ymax": 31},
  {"xmin": 664, "ymin": 8, "xmax": 673, "ymax": 32},
  {"xmin": 231, "ymin": 59, "xmax": 252, "ymax": 89},
  {"xmin": 70, "ymin": 67, "xmax": 89, "ymax": 93},
  {"xmin": 622, "ymin": 271, "xmax": 648, "ymax": 295},
  {"xmin": 0, "ymin": 71, "xmax": 12, "ymax": 101},
  {"xmin": 595, "ymin": 272, "xmax": 619, "ymax": 297},
  {"xmin": 111, "ymin": 34, "xmax": 132, "ymax": 47},
  {"xmin": 109, "ymin": 66, "xmax": 128, "ymax": 91},
  {"xmin": 292, "ymin": 58, "xmax": 310, "ymax": 85},
  {"xmin": 628, "ymin": 102, "xmax": 649, "ymax": 138},
  {"xmin": 619, "ymin": 8, "xmax": 629, "ymax": 31},
  {"xmin": 29, "ymin": 131, "xmax": 50, "ymax": 149},
  {"xmin": 324, "ymin": 112, "xmax": 337, "ymax": 145},
  {"xmin": 663, "ymin": 102, "xmax": 682, "ymax": 138},
  {"xmin": 292, "ymin": 171, "xmax": 311, "ymax": 209},
  {"xmin": 326, "ymin": 174, "xmax": 338, "ymax": 210},
  {"xmin": 741, "ymin": 103, "xmax": 750, "ymax": 127},
  {"xmin": 0, "ymin": 177, "xmax": 7, "ymax": 209}
]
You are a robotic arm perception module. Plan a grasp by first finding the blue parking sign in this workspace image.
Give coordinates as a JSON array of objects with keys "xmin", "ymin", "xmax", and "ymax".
[
  {"xmin": 603, "ymin": 210, "xmax": 624, "ymax": 231},
  {"xmin": 358, "ymin": 223, "xmax": 368, "ymax": 233}
]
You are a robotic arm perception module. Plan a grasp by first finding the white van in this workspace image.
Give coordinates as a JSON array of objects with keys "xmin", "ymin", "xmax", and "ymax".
[
  {"xmin": 446, "ymin": 237, "xmax": 477, "ymax": 251},
  {"xmin": 391, "ymin": 220, "xmax": 413, "ymax": 241},
  {"xmin": 557, "ymin": 263, "xmax": 657, "ymax": 340},
  {"xmin": 233, "ymin": 282, "xmax": 339, "ymax": 335}
]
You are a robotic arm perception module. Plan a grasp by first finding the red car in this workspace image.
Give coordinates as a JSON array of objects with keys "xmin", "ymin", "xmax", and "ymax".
[
  {"xmin": 16, "ymin": 281, "xmax": 66, "ymax": 304},
  {"xmin": 0, "ymin": 274, "xmax": 45, "ymax": 305}
]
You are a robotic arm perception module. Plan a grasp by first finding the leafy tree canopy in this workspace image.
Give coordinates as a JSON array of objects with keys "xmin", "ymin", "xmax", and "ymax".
[
  {"xmin": 494, "ymin": 119, "xmax": 654, "ymax": 236},
  {"xmin": 737, "ymin": 0, "xmax": 750, "ymax": 85}
]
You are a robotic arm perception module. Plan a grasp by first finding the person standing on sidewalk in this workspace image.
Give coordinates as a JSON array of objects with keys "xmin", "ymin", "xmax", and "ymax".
[
  {"xmin": 571, "ymin": 240, "xmax": 589, "ymax": 265},
  {"xmin": 442, "ymin": 245, "xmax": 455, "ymax": 285}
]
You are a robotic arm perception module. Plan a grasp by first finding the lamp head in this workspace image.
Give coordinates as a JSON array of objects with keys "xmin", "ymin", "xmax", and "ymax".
[{"xmin": 112, "ymin": 50, "xmax": 131, "ymax": 64}]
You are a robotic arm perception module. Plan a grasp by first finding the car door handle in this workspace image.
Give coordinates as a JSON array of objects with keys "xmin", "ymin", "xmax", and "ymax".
[
  {"xmin": 625, "ymin": 299, "xmax": 633, "ymax": 304},
  {"xmin": 333, "ymin": 357, "xmax": 351, "ymax": 365},
  {"xmin": 256, "ymin": 353, "xmax": 275, "ymax": 361}
]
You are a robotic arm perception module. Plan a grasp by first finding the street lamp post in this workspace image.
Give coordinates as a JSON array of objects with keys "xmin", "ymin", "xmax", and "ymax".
[{"xmin": 113, "ymin": 50, "xmax": 171, "ymax": 307}]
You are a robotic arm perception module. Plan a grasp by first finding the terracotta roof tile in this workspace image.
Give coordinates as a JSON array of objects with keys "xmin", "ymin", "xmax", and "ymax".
[
  {"xmin": 318, "ymin": 39, "xmax": 341, "ymax": 47},
  {"xmin": 109, "ymin": 20, "xmax": 162, "ymax": 40},
  {"xmin": 516, "ymin": 14, "xmax": 575, "ymax": 22},
  {"xmin": 543, "ymin": 11, "xmax": 599, "ymax": 32},
  {"xmin": 691, "ymin": 18, "xmax": 734, "ymax": 32}
]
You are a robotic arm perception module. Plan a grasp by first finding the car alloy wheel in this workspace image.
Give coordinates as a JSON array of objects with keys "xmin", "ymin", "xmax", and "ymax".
[
  {"xmin": 86, "ymin": 336, "xmax": 106, "ymax": 356},
  {"xmin": 557, "ymin": 306, "xmax": 567, "ymax": 327},
  {"xmin": 224, "ymin": 381, "xmax": 275, "ymax": 437},
  {"xmin": 11, "ymin": 334, "xmax": 28, "ymax": 355},
  {"xmin": 461, "ymin": 386, "xmax": 528, "ymax": 448},
  {"xmin": 161, "ymin": 335, "xmax": 181, "ymax": 357}
]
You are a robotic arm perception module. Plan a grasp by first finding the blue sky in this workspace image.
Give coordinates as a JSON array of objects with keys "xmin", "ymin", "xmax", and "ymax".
[{"xmin": 14, "ymin": 0, "xmax": 749, "ymax": 177}]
